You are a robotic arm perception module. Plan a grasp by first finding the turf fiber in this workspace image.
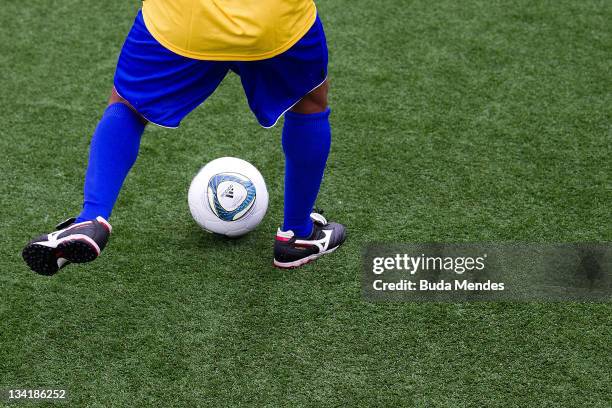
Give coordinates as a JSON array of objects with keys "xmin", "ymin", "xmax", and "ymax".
[{"xmin": 1, "ymin": 0, "xmax": 610, "ymax": 406}]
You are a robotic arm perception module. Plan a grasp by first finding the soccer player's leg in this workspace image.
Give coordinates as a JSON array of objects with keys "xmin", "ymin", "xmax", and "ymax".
[
  {"xmin": 78, "ymin": 89, "xmax": 147, "ymax": 224},
  {"xmin": 275, "ymin": 81, "xmax": 346, "ymax": 268},
  {"xmin": 236, "ymin": 15, "xmax": 346, "ymax": 268},
  {"xmin": 282, "ymin": 80, "xmax": 331, "ymax": 236},
  {"xmin": 23, "ymin": 10, "xmax": 228, "ymax": 275},
  {"xmin": 21, "ymin": 90, "xmax": 142, "ymax": 276}
]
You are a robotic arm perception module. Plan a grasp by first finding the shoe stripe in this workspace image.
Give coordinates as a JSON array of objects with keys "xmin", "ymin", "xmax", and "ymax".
[
  {"xmin": 35, "ymin": 234, "xmax": 101, "ymax": 256},
  {"xmin": 295, "ymin": 230, "xmax": 332, "ymax": 252},
  {"xmin": 48, "ymin": 220, "xmax": 92, "ymax": 240}
]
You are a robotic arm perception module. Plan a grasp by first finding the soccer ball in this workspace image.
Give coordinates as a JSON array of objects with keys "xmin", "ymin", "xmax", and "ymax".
[{"xmin": 188, "ymin": 157, "xmax": 269, "ymax": 237}]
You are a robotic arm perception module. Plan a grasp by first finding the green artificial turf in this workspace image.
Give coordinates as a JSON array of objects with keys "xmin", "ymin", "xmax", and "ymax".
[{"xmin": 1, "ymin": 0, "xmax": 610, "ymax": 406}]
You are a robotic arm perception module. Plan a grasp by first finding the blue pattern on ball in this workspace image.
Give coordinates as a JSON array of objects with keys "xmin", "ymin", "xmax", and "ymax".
[{"xmin": 207, "ymin": 173, "xmax": 256, "ymax": 221}]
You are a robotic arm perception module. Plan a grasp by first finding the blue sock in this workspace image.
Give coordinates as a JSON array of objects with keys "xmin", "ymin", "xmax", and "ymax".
[
  {"xmin": 282, "ymin": 108, "xmax": 331, "ymax": 237},
  {"xmin": 76, "ymin": 103, "xmax": 145, "ymax": 222}
]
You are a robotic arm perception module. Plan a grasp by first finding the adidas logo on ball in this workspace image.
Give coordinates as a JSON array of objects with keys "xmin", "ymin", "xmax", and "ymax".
[{"xmin": 222, "ymin": 184, "xmax": 234, "ymax": 199}]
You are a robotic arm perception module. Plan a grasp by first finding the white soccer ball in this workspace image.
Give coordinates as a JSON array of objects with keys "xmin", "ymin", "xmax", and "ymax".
[{"xmin": 188, "ymin": 157, "xmax": 269, "ymax": 237}]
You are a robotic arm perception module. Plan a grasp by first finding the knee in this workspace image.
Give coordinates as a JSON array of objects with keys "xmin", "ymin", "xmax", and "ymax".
[
  {"xmin": 290, "ymin": 80, "xmax": 329, "ymax": 114},
  {"xmin": 108, "ymin": 88, "xmax": 148, "ymax": 125}
]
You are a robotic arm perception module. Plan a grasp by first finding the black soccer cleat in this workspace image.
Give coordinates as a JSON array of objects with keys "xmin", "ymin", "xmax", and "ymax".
[
  {"xmin": 274, "ymin": 212, "xmax": 347, "ymax": 269},
  {"xmin": 22, "ymin": 216, "xmax": 112, "ymax": 276}
]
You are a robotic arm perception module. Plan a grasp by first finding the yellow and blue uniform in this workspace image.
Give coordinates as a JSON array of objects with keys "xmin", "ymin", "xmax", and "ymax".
[
  {"xmin": 142, "ymin": 0, "xmax": 317, "ymax": 61},
  {"xmin": 23, "ymin": 0, "xmax": 336, "ymax": 272},
  {"xmin": 114, "ymin": 1, "xmax": 328, "ymax": 128}
]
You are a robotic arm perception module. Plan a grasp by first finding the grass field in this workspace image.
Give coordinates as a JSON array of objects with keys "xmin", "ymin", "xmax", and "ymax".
[{"xmin": 1, "ymin": 0, "xmax": 611, "ymax": 406}]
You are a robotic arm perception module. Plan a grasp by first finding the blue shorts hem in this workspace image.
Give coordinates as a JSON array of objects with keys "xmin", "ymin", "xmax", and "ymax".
[{"xmin": 113, "ymin": 84, "xmax": 180, "ymax": 129}]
